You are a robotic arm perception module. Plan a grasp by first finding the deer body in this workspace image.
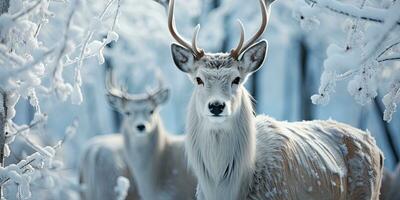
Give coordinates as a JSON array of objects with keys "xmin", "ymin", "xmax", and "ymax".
[
  {"xmin": 80, "ymin": 69, "xmax": 196, "ymax": 200},
  {"xmin": 248, "ymin": 115, "xmax": 382, "ymax": 200},
  {"xmin": 164, "ymin": 0, "xmax": 383, "ymax": 199},
  {"xmin": 121, "ymin": 116, "xmax": 196, "ymax": 200},
  {"xmin": 80, "ymin": 134, "xmax": 140, "ymax": 200},
  {"xmin": 186, "ymin": 77, "xmax": 383, "ymax": 200}
]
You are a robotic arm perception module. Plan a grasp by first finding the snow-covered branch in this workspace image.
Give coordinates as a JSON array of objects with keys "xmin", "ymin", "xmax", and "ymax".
[
  {"xmin": 296, "ymin": 0, "xmax": 400, "ymax": 122},
  {"xmin": 304, "ymin": 0, "xmax": 400, "ymax": 25},
  {"xmin": 0, "ymin": 0, "xmax": 120, "ymax": 198},
  {"xmin": 0, "ymin": 145, "xmax": 56, "ymax": 199}
]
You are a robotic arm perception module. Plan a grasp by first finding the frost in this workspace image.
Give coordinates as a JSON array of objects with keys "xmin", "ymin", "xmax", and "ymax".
[
  {"xmin": 301, "ymin": 0, "xmax": 400, "ymax": 121},
  {"xmin": 85, "ymin": 31, "xmax": 119, "ymax": 64},
  {"xmin": 347, "ymin": 60, "xmax": 379, "ymax": 105},
  {"xmin": 71, "ymin": 83, "xmax": 83, "ymax": 105},
  {"xmin": 311, "ymin": 70, "xmax": 337, "ymax": 105},
  {"xmin": 115, "ymin": 176, "xmax": 130, "ymax": 200},
  {"xmin": 0, "ymin": 0, "xmax": 121, "ymax": 198},
  {"xmin": 382, "ymin": 79, "xmax": 400, "ymax": 122}
]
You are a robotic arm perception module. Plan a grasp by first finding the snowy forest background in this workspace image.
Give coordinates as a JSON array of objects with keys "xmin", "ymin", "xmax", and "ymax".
[{"xmin": 0, "ymin": 0, "xmax": 399, "ymax": 199}]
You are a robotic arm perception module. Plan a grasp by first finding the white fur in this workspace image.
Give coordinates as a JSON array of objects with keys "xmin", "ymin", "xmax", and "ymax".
[
  {"xmin": 185, "ymin": 84, "xmax": 383, "ymax": 200},
  {"xmin": 172, "ymin": 43, "xmax": 384, "ymax": 199}
]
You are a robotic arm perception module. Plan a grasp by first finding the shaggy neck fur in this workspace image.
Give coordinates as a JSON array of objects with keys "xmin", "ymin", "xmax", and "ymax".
[
  {"xmin": 185, "ymin": 87, "xmax": 256, "ymax": 200},
  {"xmin": 121, "ymin": 115, "xmax": 167, "ymax": 199}
]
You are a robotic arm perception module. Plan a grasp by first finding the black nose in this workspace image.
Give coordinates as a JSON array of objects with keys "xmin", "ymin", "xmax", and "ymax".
[
  {"xmin": 208, "ymin": 101, "xmax": 225, "ymax": 116},
  {"xmin": 136, "ymin": 124, "xmax": 145, "ymax": 132}
]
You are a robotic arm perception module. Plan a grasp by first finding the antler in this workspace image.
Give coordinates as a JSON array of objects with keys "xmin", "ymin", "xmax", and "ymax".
[
  {"xmin": 105, "ymin": 67, "xmax": 124, "ymax": 99},
  {"xmin": 168, "ymin": 0, "xmax": 204, "ymax": 59},
  {"xmin": 147, "ymin": 70, "xmax": 165, "ymax": 96},
  {"xmin": 105, "ymin": 67, "xmax": 148, "ymax": 100},
  {"xmin": 230, "ymin": 0, "xmax": 268, "ymax": 59}
]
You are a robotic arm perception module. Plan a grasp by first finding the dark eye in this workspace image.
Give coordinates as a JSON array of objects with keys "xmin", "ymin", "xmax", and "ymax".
[
  {"xmin": 232, "ymin": 77, "xmax": 241, "ymax": 85},
  {"xmin": 125, "ymin": 111, "xmax": 131, "ymax": 116},
  {"xmin": 196, "ymin": 77, "xmax": 204, "ymax": 86},
  {"xmin": 149, "ymin": 110, "xmax": 154, "ymax": 115}
]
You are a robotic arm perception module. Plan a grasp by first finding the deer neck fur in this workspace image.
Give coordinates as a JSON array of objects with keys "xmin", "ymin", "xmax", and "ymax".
[
  {"xmin": 121, "ymin": 115, "xmax": 167, "ymax": 198},
  {"xmin": 185, "ymin": 87, "xmax": 256, "ymax": 200}
]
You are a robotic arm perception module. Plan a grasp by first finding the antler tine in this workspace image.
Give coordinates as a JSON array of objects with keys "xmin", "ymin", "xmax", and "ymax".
[
  {"xmin": 105, "ymin": 67, "xmax": 124, "ymax": 98},
  {"xmin": 168, "ymin": 0, "xmax": 204, "ymax": 59},
  {"xmin": 192, "ymin": 24, "xmax": 205, "ymax": 58},
  {"xmin": 230, "ymin": 20, "xmax": 245, "ymax": 59},
  {"xmin": 154, "ymin": 70, "xmax": 165, "ymax": 94},
  {"xmin": 238, "ymin": 0, "xmax": 268, "ymax": 57}
]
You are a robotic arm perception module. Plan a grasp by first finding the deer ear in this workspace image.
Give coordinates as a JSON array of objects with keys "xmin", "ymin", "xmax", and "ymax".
[
  {"xmin": 107, "ymin": 94, "xmax": 125, "ymax": 112},
  {"xmin": 171, "ymin": 43, "xmax": 195, "ymax": 73},
  {"xmin": 153, "ymin": 88, "xmax": 170, "ymax": 105},
  {"xmin": 239, "ymin": 40, "xmax": 268, "ymax": 74}
]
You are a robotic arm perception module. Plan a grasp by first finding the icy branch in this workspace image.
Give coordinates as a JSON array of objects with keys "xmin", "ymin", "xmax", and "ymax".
[
  {"xmin": 303, "ymin": 0, "xmax": 400, "ymax": 121},
  {"xmin": 304, "ymin": 0, "xmax": 400, "ymax": 25},
  {"xmin": 378, "ymin": 54, "xmax": 400, "ymax": 62}
]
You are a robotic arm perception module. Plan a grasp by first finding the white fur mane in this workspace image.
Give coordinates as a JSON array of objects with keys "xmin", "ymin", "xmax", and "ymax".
[{"xmin": 185, "ymin": 87, "xmax": 256, "ymax": 200}]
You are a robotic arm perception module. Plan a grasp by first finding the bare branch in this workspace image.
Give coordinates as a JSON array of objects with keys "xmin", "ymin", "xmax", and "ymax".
[
  {"xmin": 377, "ymin": 41, "xmax": 400, "ymax": 58},
  {"xmin": 378, "ymin": 55, "xmax": 400, "ymax": 62},
  {"xmin": 6, "ymin": 114, "xmax": 47, "ymax": 138}
]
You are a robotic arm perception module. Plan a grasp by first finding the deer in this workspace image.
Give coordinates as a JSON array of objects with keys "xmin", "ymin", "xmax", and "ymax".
[
  {"xmin": 164, "ymin": 0, "xmax": 384, "ymax": 199},
  {"xmin": 79, "ymin": 67, "xmax": 197, "ymax": 200}
]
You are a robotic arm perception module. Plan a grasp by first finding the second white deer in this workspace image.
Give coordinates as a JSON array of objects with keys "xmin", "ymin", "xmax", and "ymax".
[{"xmin": 79, "ymin": 68, "xmax": 196, "ymax": 200}]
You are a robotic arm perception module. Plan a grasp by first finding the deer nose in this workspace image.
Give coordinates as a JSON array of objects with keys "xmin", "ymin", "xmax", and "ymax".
[
  {"xmin": 208, "ymin": 101, "xmax": 225, "ymax": 116},
  {"xmin": 136, "ymin": 124, "xmax": 146, "ymax": 132}
]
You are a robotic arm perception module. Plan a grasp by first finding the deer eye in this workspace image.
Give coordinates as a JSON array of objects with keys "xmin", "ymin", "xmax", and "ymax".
[
  {"xmin": 196, "ymin": 77, "xmax": 204, "ymax": 86},
  {"xmin": 125, "ymin": 111, "xmax": 131, "ymax": 116},
  {"xmin": 232, "ymin": 77, "xmax": 241, "ymax": 85},
  {"xmin": 149, "ymin": 110, "xmax": 154, "ymax": 115}
]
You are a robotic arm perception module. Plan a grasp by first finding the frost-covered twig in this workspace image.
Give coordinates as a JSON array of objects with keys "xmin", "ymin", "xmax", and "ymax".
[
  {"xmin": 114, "ymin": 176, "xmax": 130, "ymax": 200},
  {"xmin": 378, "ymin": 55, "xmax": 400, "ymax": 63},
  {"xmin": 0, "ymin": 144, "xmax": 57, "ymax": 199},
  {"xmin": 62, "ymin": 0, "xmax": 120, "ymax": 68},
  {"xmin": 377, "ymin": 40, "xmax": 400, "ymax": 59},
  {"xmin": 0, "ymin": 47, "xmax": 55, "ymax": 81},
  {"xmin": 7, "ymin": 114, "xmax": 47, "ymax": 138},
  {"xmin": 306, "ymin": 0, "xmax": 400, "ymax": 121},
  {"xmin": 111, "ymin": 0, "xmax": 121, "ymax": 31},
  {"xmin": 304, "ymin": 0, "xmax": 400, "ymax": 25},
  {"xmin": 76, "ymin": 0, "xmax": 117, "ymax": 68}
]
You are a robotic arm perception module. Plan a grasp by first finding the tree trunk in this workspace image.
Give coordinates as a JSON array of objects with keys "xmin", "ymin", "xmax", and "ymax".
[
  {"xmin": 0, "ymin": 90, "xmax": 6, "ymax": 197},
  {"xmin": 1, "ymin": 0, "xmax": 10, "ymax": 196},
  {"xmin": 299, "ymin": 39, "xmax": 313, "ymax": 120},
  {"xmin": 374, "ymin": 97, "xmax": 399, "ymax": 164}
]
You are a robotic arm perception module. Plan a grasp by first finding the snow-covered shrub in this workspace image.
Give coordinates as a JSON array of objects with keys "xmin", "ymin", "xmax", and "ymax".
[
  {"xmin": 0, "ymin": 0, "xmax": 121, "ymax": 198},
  {"xmin": 294, "ymin": 0, "xmax": 400, "ymax": 122}
]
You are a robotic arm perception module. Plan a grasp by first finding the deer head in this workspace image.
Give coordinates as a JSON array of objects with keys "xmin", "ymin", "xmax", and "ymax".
[
  {"xmin": 168, "ymin": 0, "xmax": 269, "ymax": 124},
  {"xmin": 105, "ymin": 68, "xmax": 169, "ymax": 134}
]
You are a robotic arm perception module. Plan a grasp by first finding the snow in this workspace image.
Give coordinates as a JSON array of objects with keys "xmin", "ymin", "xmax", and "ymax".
[{"xmin": 114, "ymin": 176, "xmax": 130, "ymax": 200}]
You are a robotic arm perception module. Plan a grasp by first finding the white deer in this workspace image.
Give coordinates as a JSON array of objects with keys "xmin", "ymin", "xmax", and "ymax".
[
  {"xmin": 165, "ymin": 0, "xmax": 384, "ymax": 199},
  {"xmin": 79, "ymin": 68, "xmax": 196, "ymax": 200}
]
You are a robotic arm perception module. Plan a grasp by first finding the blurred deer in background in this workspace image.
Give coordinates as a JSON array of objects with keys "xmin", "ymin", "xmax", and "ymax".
[
  {"xmin": 164, "ymin": 0, "xmax": 384, "ymax": 199},
  {"xmin": 79, "ymin": 67, "xmax": 196, "ymax": 200}
]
